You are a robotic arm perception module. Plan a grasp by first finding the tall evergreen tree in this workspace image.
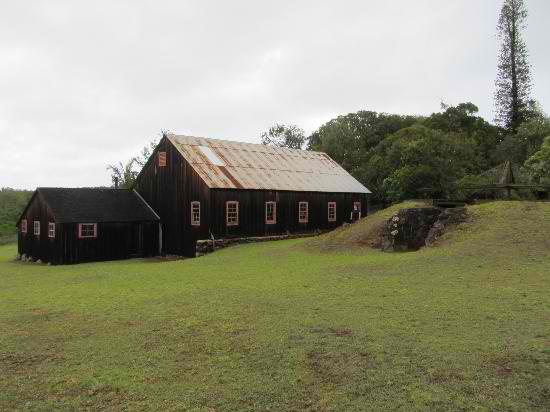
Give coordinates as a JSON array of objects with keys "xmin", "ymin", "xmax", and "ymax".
[{"xmin": 494, "ymin": 0, "xmax": 533, "ymax": 132}]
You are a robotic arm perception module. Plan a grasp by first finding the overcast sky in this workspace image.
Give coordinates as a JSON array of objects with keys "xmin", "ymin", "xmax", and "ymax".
[{"xmin": 1, "ymin": 1, "xmax": 548, "ymax": 189}]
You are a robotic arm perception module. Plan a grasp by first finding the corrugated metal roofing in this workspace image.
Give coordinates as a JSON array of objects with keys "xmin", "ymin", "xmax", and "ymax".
[{"xmin": 167, "ymin": 134, "xmax": 371, "ymax": 194}]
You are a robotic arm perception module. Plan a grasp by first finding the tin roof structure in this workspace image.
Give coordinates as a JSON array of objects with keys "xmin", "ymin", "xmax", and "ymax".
[{"xmin": 167, "ymin": 134, "xmax": 371, "ymax": 194}]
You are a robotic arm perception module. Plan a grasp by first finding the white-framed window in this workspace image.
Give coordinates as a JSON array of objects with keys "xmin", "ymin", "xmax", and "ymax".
[
  {"xmin": 328, "ymin": 202, "xmax": 337, "ymax": 222},
  {"xmin": 265, "ymin": 201, "xmax": 276, "ymax": 225},
  {"xmin": 191, "ymin": 201, "xmax": 200, "ymax": 226},
  {"xmin": 226, "ymin": 201, "xmax": 239, "ymax": 226},
  {"xmin": 299, "ymin": 202, "xmax": 308, "ymax": 223},
  {"xmin": 21, "ymin": 219, "xmax": 27, "ymax": 234},
  {"xmin": 48, "ymin": 222, "xmax": 55, "ymax": 238},
  {"xmin": 78, "ymin": 223, "xmax": 97, "ymax": 239},
  {"xmin": 158, "ymin": 151, "xmax": 167, "ymax": 167},
  {"xmin": 34, "ymin": 221, "xmax": 40, "ymax": 236}
]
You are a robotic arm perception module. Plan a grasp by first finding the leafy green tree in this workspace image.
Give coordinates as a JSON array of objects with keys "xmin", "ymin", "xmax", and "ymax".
[
  {"xmin": 522, "ymin": 136, "xmax": 550, "ymax": 184},
  {"xmin": 106, "ymin": 158, "xmax": 139, "ymax": 189},
  {"xmin": 0, "ymin": 188, "xmax": 33, "ymax": 239},
  {"xmin": 424, "ymin": 102, "xmax": 501, "ymax": 169},
  {"xmin": 494, "ymin": 0, "xmax": 534, "ymax": 132},
  {"xmin": 494, "ymin": 113, "xmax": 550, "ymax": 165},
  {"xmin": 261, "ymin": 124, "xmax": 305, "ymax": 149},
  {"xmin": 366, "ymin": 125, "xmax": 479, "ymax": 201},
  {"xmin": 307, "ymin": 111, "xmax": 419, "ymax": 191}
]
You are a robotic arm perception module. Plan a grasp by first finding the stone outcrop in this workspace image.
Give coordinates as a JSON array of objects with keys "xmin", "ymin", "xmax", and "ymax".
[{"xmin": 382, "ymin": 207, "xmax": 467, "ymax": 252}]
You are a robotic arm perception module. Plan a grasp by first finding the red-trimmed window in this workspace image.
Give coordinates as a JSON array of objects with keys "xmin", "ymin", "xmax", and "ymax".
[
  {"xmin": 191, "ymin": 201, "xmax": 200, "ymax": 226},
  {"xmin": 21, "ymin": 219, "xmax": 27, "ymax": 234},
  {"xmin": 353, "ymin": 201, "xmax": 361, "ymax": 212},
  {"xmin": 48, "ymin": 222, "xmax": 55, "ymax": 238},
  {"xmin": 299, "ymin": 202, "xmax": 308, "ymax": 223},
  {"xmin": 226, "ymin": 201, "xmax": 239, "ymax": 226},
  {"xmin": 34, "ymin": 221, "xmax": 40, "ymax": 236},
  {"xmin": 78, "ymin": 223, "xmax": 97, "ymax": 239},
  {"xmin": 328, "ymin": 202, "xmax": 337, "ymax": 222},
  {"xmin": 158, "ymin": 151, "xmax": 167, "ymax": 167},
  {"xmin": 265, "ymin": 201, "xmax": 276, "ymax": 225}
]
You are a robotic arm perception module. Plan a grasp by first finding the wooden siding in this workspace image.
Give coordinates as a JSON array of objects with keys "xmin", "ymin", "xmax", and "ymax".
[
  {"xmin": 17, "ymin": 191, "xmax": 58, "ymax": 262},
  {"xmin": 55, "ymin": 221, "xmax": 159, "ymax": 265},
  {"xmin": 134, "ymin": 137, "xmax": 369, "ymax": 257},
  {"xmin": 208, "ymin": 189, "xmax": 368, "ymax": 239},
  {"xmin": 133, "ymin": 136, "xmax": 211, "ymax": 257},
  {"xmin": 17, "ymin": 192, "xmax": 159, "ymax": 265}
]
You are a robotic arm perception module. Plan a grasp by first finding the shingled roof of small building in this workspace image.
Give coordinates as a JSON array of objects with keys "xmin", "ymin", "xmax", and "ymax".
[
  {"xmin": 166, "ymin": 134, "xmax": 371, "ymax": 194},
  {"xmin": 19, "ymin": 188, "xmax": 160, "ymax": 224}
]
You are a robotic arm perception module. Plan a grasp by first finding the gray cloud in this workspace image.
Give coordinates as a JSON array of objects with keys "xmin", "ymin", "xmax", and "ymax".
[{"xmin": 1, "ymin": 0, "xmax": 548, "ymax": 189}]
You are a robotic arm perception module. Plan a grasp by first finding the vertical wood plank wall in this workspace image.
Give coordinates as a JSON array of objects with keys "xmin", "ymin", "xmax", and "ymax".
[
  {"xmin": 209, "ymin": 189, "xmax": 368, "ymax": 239},
  {"xmin": 133, "ymin": 137, "xmax": 211, "ymax": 257},
  {"xmin": 17, "ymin": 192, "xmax": 159, "ymax": 265},
  {"xmin": 134, "ymin": 137, "xmax": 370, "ymax": 257},
  {"xmin": 17, "ymin": 192, "xmax": 58, "ymax": 263}
]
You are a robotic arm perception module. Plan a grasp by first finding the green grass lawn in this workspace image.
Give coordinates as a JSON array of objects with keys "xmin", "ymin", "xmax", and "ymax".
[{"xmin": 1, "ymin": 202, "xmax": 550, "ymax": 411}]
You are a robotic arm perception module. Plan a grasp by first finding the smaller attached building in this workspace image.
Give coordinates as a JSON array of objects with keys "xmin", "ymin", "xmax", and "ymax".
[{"xmin": 17, "ymin": 188, "xmax": 160, "ymax": 265}]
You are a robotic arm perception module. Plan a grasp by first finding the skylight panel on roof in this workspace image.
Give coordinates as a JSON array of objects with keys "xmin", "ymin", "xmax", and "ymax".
[{"xmin": 198, "ymin": 146, "xmax": 225, "ymax": 166}]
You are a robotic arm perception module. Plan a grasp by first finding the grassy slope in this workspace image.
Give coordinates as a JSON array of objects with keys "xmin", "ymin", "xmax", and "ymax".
[
  {"xmin": 306, "ymin": 201, "xmax": 429, "ymax": 251},
  {"xmin": 1, "ymin": 201, "xmax": 550, "ymax": 411}
]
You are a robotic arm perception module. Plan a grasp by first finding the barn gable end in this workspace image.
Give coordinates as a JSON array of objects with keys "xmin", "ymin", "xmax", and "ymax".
[{"xmin": 133, "ymin": 136, "xmax": 211, "ymax": 257}]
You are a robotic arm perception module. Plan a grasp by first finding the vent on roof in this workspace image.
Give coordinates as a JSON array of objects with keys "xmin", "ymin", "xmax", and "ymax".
[{"xmin": 198, "ymin": 146, "xmax": 225, "ymax": 166}]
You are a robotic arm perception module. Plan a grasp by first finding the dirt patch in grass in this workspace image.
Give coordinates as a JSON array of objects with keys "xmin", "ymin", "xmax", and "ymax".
[
  {"xmin": 429, "ymin": 367, "xmax": 465, "ymax": 383},
  {"xmin": 329, "ymin": 327, "xmax": 353, "ymax": 338},
  {"xmin": 0, "ymin": 352, "xmax": 64, "ymax": 372},
  {"xmin": 306, "ymin": 350, "xmax": 354, "ymax": 384},
  {"xmin": 52, "ymin": 381, "xmax": 146, "ymax": 410}
]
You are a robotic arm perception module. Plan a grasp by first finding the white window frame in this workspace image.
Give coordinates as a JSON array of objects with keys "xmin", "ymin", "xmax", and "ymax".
[
  {"xmin": 328, "ymin": 202, "xmax": 337, "ymax": 222},
  {"xmin": 158, "ymin": 151, "xmax": 167, "ymax": 167},
  {"xmin": 48, "ymin": 222, "xmax": 55, "ymax": 238},
  {"xmin": 191, "ymin": 201, "xmax": 201, "ymax": 226},
  {"xmin": 21, "ymin": 219, "xmax": 27, "ymax": 234},
  {"xmin": 265, "ymin": 201, "xmax": 277, "ymax": 225},
  {"xmin": 299, "ymin": 202, "xmax": 309, "ymax": 223},
  {"xmin": 34, "ymin": 221, "xmax": 40, "ymax": 236},
  {"xmin": 78, "ymin": 223, "xmax": 97, "ymax": 239},
  {"xmin": 226, "ymin": 201, "xmax": 239, "ymax": 226}
]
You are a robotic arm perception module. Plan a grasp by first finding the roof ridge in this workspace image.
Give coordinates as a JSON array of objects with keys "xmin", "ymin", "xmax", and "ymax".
[{"xmin": 167, "ymin": 133, "xmax": 324, "ymax": 155}]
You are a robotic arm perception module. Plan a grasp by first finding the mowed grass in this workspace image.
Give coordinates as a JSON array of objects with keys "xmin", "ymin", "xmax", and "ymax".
[{"xmin": 1, "ymin": 202, "xmax": 550, "ymax": 411}]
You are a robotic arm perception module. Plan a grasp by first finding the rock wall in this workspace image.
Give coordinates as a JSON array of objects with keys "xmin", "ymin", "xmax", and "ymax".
[
  {"xmin": 382, "ymin": 207, "xmax": 467, "ymax": 252},
  {"xmin": 196, "ymin": 232, "xmax": 321, "ymax": 257}
]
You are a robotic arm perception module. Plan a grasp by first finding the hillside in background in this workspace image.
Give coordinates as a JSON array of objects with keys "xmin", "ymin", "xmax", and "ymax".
[{"xmin": 0, "ymin": 189, "xmax": 33, "ymax": 243}]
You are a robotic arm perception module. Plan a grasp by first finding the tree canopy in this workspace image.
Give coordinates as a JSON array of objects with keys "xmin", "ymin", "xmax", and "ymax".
[
  {"xmin": 261, "ymin": 124, "xmax": 306, "ymax": 149},
  {"xmin": 307, "ymin": 104, "xmax": 504, "ymax": 201}
]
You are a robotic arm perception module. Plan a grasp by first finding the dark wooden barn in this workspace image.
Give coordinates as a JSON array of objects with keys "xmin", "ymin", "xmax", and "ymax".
[
  {"xmin": 134, "ymin": 134, "xmax": 371, "ymax": 257},
  {"xmin": 17, "ymin": 188, "xmax": 160, "ymax": 265}
]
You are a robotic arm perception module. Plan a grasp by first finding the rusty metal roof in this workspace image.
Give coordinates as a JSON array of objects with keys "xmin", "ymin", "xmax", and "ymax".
[{"xmin": 167, "ymin": 134, "xmax": 371, "ymax": 194}]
